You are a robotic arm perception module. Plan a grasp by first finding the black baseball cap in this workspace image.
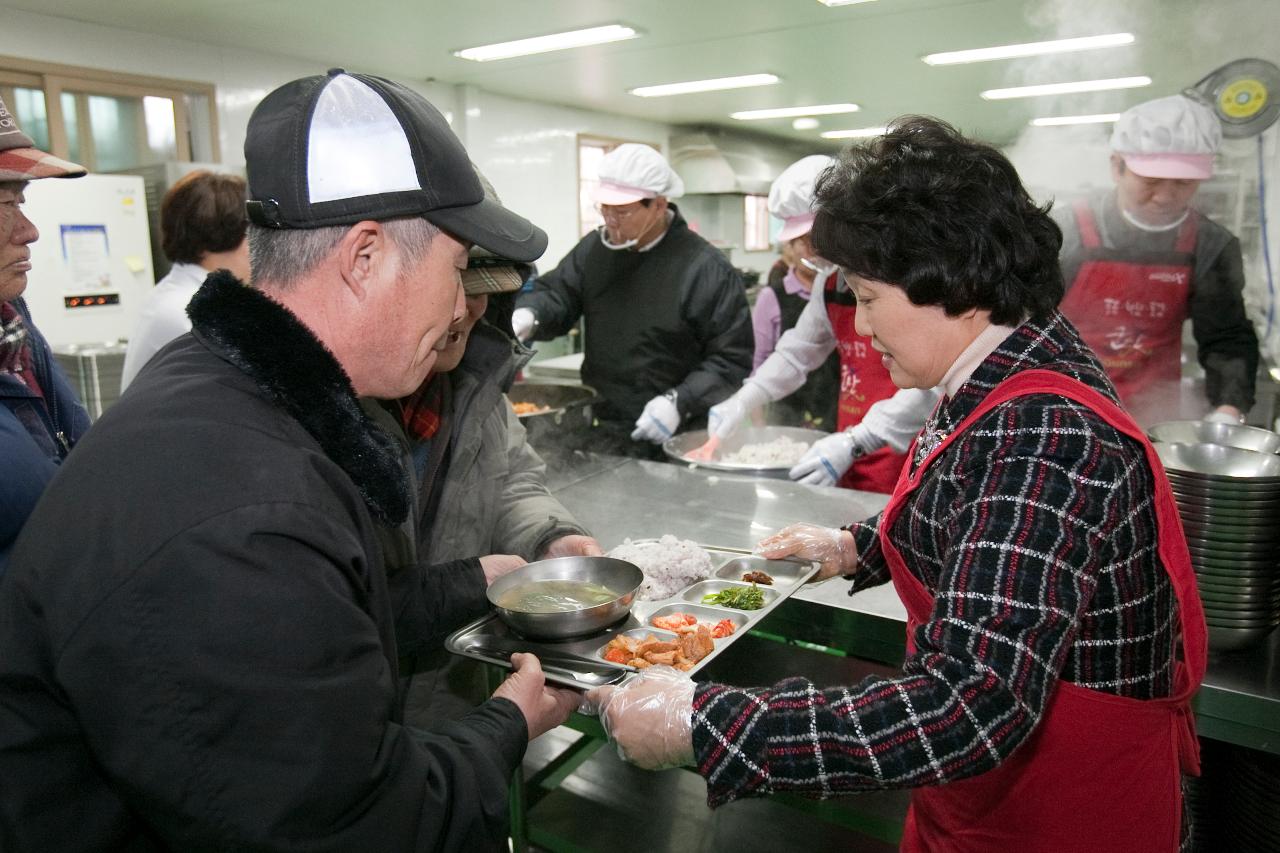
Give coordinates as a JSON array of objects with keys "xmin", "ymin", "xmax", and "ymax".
[{"xmin": 244, "ymin": 68, "xmax": 546, "ymax": 263}]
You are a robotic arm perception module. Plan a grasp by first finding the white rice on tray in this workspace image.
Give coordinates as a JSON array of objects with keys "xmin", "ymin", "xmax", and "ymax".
[
  {"xmin": 721, "ymin": 435, "xmax": 810, "ymax": 466},
  {"xmin": 606, "ymin": 534, "xmax": 713, "ymax": 601}
]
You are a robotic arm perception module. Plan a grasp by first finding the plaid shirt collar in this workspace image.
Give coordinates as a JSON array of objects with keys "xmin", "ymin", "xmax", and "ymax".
[{"xmin": 915, "ymin": 311, "xmax": 1117, "ymax": 468}]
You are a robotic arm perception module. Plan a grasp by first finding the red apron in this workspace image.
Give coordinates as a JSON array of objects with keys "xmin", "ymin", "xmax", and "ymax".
[
  {"xmin": 1058, "ymin": 201, "xmax": 1196, "ymax": 424},
  {"xmin": 880, "ymin": 369, "xmax": 1206, "ymax": 853},
  {"xmin": 825, "ymin": 275, "xmax": 906, "ymax": 493}
]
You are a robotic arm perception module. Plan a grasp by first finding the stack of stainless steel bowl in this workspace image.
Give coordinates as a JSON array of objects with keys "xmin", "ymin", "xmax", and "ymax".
[{"xmin": 1149, "ymin": 421, "xmax": 1280, "ymax": 653}]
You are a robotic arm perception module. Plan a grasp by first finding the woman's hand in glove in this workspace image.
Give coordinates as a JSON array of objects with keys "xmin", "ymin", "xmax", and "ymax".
[
  {"xmin": 755, "ymin": 522, "xmax": 857, "ymax": 581},
  {"xmin": 581, "ymin": 666, "xmax": 695, "ymax": 770}
]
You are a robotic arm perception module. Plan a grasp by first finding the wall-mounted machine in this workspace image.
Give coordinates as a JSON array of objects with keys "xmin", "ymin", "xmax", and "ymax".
[
  {"xmin": 21, "ymin": 173, "xmax": 155, "ymax": 417},
  {"xmin": 21, "ymin": 172, "xmax": 154, "ymax": 347}
]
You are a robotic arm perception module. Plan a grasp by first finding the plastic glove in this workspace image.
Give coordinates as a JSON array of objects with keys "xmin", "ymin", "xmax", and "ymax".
[
  {"xmin": 480, "ymin": 554, "xmax": 527, "ymax": 585},
  {"xmin": 511, "ymin": 307, "xmax": 537, "ymax": 342},
  {"xmin": 540, "ymin": 535, "xmax": 605, "ymax": 559},
  {"xmin": 706, "ymin": 396, "xmax": 747, "ymax": 441},
  {"xmin": 789, "ymin": 424, "xmax": 876, "ymax": 486},
  {"xmin": 755, "ymin": 522, "xmax": 857, "ymax": 581},
  {"xmin": 630, "ymin": 393, "xmax": 681, "ymax": 443},
  {"xmin": 1204, "ymin": 406, "xmax": 1245, "ymax": 425},
  {"xmin": 581, "ymin": 666, "xmax": 695, "ymax": 770},
  {"xmin": 492, "ymin": 653, "xmax": 582, "ymax": 741},
  {"xmin": 707, "ymin": 382, "xmax": 770, "ymax": 440}
]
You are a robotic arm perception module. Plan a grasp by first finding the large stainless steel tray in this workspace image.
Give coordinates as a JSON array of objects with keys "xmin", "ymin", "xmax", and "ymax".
[
  {"xmin": 445, "ymin": 544, "xmax": 819, "ymax": 689},
  {"xmin": 663, "ymin": 426, "xmax": 828, "ymax": 479}
]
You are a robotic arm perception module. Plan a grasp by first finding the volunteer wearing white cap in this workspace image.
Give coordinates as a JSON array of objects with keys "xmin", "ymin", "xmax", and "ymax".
[
  {"xmin": 707, "ymin": 155, "xmax": 937, "ymax": 492},
  {"xmin": 744, "ymin": 155, "xmax": 841, "ymax": 428},
  {"xmin": 1056, "ymin": 93, "xmax": 1258, "ymax": 425},
  {"xmin": 513, "ymin": 143, "xmax": 752, "ymax": 454}
]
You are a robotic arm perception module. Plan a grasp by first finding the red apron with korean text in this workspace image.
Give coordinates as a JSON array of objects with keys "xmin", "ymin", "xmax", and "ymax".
[
  {"xmin": 825, "ymin": 275, "xmax": 906, "ymax": 493},
  {"xmin": 1058, "ymin": 201, "xmax": 1195, "ymax": 421},
  {"xmin": 880, "ymin": 369, "xmax": 1206, "ymax": 853}
]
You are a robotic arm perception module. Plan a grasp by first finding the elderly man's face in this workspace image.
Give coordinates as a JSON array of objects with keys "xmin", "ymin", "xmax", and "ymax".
[
  {"xmin": 0, "ymin": 181, "xmax": 39, "ymax": 304},
  {"xmin": 359, "ymin": 227, "xmax": 467, "ymax": 398},
  {"xmin": 1111, "ymin": 155, "xmax": 1202, "ymax": 227},
  {"xmin": 433, "ymin": 291, "xmax": 489, "ymax": 375}
]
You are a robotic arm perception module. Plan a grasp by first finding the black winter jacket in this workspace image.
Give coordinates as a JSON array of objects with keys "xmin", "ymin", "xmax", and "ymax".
[
  {"xmin": 517, "ymin": 205, "xmax": 753, "ymax": 424},
  {"xmin": 0, "ymin": 273, "xmax": 526, "ymax": 852}
]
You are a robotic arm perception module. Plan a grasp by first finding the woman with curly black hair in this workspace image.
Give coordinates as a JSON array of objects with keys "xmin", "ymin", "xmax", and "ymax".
[{"xmin": 587, "ymin": 117, "xmax": 1206, "ymax": 853}]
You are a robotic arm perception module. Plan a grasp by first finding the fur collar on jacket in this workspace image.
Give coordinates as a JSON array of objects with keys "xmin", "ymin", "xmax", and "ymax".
[{"xmin": 187, "ymin": 271, "xmax": 411, "ymax": 525}]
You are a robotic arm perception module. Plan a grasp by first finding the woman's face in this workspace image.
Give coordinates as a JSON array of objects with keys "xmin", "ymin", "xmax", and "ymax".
[{"xmin": 847, "ymin": 274, "xmax": 988, "ymax": 389}]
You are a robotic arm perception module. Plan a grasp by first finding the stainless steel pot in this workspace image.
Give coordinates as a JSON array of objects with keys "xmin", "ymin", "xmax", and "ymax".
[
  {"xmin": 486, "ymin": 556, "xmax": 643, "ymax": 640},
  {"xmin": 508, "ymin": 381, "xmax": 596, "ymax": 444}
]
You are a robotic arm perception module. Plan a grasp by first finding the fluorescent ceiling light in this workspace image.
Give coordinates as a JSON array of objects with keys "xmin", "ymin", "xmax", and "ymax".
[
  {"xmin": 821, "ymin": 125, "xmax": 888, "ymax": 139},
  {"xmin": 818, "ymin": 0, "xmax": 878, "ymax": 6},
  {"xmin": 981, "ymin": 76, "xmax": 1151, "ymax": 100},
  {"xmin": 629, "ymin": 74, "xmax": 779, "ymax": 98},
  {"xmin": 792, "ymin": 118, "xmax": 821, "ymax": 130},
  {"xmin": 1030, "ymin": 113, "xmax": 1122, "ymax": 127},
  {"xmin": 731, "ymin": 103, "xmax": 859, "ymax": 121},
  {"xmin": 923, "ymin": 33, "xmax": 1134, "ymax": 66},
  {"xmin": 454, "ymin": 24, "xmax": 639, "ymax": 62}
]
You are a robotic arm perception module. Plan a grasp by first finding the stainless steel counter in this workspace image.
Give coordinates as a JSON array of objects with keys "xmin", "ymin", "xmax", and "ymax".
[
  {"xmin": 549, "ymin": 455, "xmax": 1280, "ymax": 755},
  {"xmin": 550, "ymin": 456, "xmax": 904, "ymax": 619}
]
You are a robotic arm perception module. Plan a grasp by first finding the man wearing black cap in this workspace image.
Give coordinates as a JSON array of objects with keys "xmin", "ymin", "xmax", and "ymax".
[
  {"xmin": 0, "ymin": 95, "xmax": 89, "ymax": 579},
  {"xmin": 0, "ymin": 70, "xmax": 578, "ymax": 852}
]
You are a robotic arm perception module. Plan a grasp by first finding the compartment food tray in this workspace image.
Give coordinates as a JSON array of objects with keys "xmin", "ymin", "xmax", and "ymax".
[{"xmin": 445, "ymin": 544, "xmax": 819, "ymax": 689}]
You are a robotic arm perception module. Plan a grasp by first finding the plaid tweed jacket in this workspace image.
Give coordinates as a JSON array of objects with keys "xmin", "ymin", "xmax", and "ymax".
[{"xmin": 693, "ymin": 310, "xmax": 1182, "ymax": 807}]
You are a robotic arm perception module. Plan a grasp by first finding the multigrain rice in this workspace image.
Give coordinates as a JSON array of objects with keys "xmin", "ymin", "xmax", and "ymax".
[
  {"xmin": 607, "ymin": 535, "xmax": 713, "ymax": 601},
  {"xmin": 721, "ymin": 435, "xmax": 810, "ymax": 466}
]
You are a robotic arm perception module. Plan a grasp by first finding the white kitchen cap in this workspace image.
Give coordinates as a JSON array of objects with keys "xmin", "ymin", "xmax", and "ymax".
[
  {"xmin": 592, "ymin": 143, "xmax": 684, "ymax": 205},
  {"xmin": 1110, "ymin": 94, "xmax": 1222, "ymax": 181},
  {"xmin": 768, "ymin": 154, "xmax": 836, "ymax": 242}
]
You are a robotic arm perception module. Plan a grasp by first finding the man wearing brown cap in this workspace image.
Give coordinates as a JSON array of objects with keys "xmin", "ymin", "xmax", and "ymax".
[
  {"xmin": 394, "ymin": 181, "xmax": 604, "ymax": 722},
  {"xmin": 0, "ymin": 71, "xmax": 578, "ymax": 851},
  {"xmin": 0, "ymin": 95, "xmax": 89, "ymax": 579}
]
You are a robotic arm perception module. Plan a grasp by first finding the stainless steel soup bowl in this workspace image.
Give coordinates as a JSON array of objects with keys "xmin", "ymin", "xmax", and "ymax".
[
  {"xmin": 1149, "ymin": 420, "xmax": 1280, "ymax": 455},
  {"xmin": 486, "ymin": 556, "xmax": 644, "ymax": 640}
]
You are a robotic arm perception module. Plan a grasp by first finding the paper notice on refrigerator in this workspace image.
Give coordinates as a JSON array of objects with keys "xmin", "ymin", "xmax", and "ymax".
[{"xmin": 60, "ymin": 224, "xmax": 112, "ymax": 290}]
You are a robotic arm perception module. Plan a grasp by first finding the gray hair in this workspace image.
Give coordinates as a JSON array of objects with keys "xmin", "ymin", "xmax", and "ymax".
[{"xmin": 249, "ymin": 216, "xmax": 441, "ymax": 291}]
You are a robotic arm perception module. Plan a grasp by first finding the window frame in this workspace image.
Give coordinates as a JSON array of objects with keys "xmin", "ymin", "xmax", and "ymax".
[
  {"xmin": 0, "ymin": 55, "xmax": 219, "ymax": 170},
  {"xmin": 743, "ymin": 193, "xmax": 773, "ymax": 252}
]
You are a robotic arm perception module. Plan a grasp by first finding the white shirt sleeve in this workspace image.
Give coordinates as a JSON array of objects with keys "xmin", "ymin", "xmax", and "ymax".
[
  {"xmin": 741, "ymin": 276, "xmax": 939, "ymax": 453},
  {"xmin": 856, "ymin": 386, "xmax": 940, "ymax": 453},
  {"xmin": 120, "ymin": 264, "xmax": 204, "ymax": 391},
  {"xmin": 742, "ymin": 280, "xmax": 838, "ymax": 401}
]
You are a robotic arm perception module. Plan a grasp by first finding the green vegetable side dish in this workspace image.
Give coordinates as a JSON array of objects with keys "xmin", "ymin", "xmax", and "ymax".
[{"xmin": 701, "ymin": 584, "xmax": 765, "ymax": 611}]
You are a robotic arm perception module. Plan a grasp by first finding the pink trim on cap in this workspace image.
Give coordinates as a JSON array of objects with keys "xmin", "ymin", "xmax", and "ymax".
[
  {"xmin": 777, "ymin": 212, "xmax": 817, "ymax": 242},
  {"xmin": 1122, "ymin": 152, "xmax": 1213, "ymax": 181},
  {"xmin": 592, "ymin": 180, "xmax": 658, "ymax": 206}
]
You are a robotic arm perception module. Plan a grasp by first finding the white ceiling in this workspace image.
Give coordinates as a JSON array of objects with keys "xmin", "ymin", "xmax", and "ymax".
[{"xmin": 5, "ymin": 0, "xmax": 1279, "ymax": 147}]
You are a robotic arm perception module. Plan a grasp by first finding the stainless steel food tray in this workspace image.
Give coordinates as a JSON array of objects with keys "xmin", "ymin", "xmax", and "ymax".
[
  {"xmin": 663, "ymin": 426, "xmax": 828, "ymax": 478},
  {"xmin": 445, "ymin": 544, "xmax": 819, "ymax": 689}
]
